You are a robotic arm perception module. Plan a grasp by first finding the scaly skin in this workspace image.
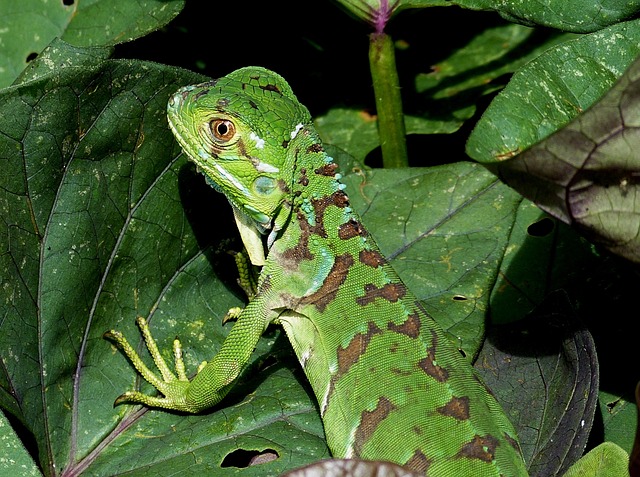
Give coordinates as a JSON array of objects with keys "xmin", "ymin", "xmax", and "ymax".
[{"xmin": 105, "ymin": 67, "xmax": 529, "ymax": 475}]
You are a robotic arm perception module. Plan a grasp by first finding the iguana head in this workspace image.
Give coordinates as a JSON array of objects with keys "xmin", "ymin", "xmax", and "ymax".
[{"xmin": 167, "ymin": 66, "xmax": 312, "ymax": 231}]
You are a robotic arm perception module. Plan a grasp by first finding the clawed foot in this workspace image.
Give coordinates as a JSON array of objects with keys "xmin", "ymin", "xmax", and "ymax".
[{"xmin": 104, "ymin": 316, "xmax": 205, "ymax": 412}]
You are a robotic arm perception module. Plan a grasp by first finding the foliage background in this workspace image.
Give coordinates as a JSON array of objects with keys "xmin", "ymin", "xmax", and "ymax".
[{"xmin": 1, "ymin": 0, "xmax": 638, "ymax": 476}]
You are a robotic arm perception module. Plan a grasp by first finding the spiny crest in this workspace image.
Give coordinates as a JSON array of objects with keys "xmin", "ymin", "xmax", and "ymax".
[{"xmin": 167, "ymin": 67, "xmax": 312, "ymax": 230}]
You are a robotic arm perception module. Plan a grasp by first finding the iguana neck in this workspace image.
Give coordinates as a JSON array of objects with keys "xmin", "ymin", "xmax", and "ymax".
[{"xmin": 271, "ymin": 125, "xmax": 355, "ymax": 258}]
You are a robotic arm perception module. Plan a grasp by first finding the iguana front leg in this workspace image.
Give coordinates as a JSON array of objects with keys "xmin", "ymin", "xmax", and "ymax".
[{"xmin": 105, "ymin": 291, "xmax": 279, "ymax": 413}]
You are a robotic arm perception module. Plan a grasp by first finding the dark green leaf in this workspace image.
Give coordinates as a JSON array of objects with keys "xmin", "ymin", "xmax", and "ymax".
[
  {"xmin": 315, "ymin": 108, "xmax": 461, "ymax": 162},
  {"xmin": 0, "ymin": 0, "xmax": 185, "ymax": 88},
  {"xmin": 452, "ymin": 0, "xmax": 640, "ymax": 33},
  {"xmin": 467, "ymin": 19, "xmax": 640, "ymax": 163},
  {"xmin": 415, "ymin": 24, "xmax": 577, "ymax": 127},
  {"xmin": 0, "ymin": 411, "xmax": 42, "ymax": 476},
  {"xmin": 344, "ymin": 162, "xmax": 524, "ymax": 358},
  {"xmin": 477, "ymin": 292, "xmax": 599, "ymax": 477}
]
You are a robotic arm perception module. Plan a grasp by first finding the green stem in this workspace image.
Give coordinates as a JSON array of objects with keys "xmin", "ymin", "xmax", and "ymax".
[{"xmin": 368, "ymin": 32, "xmax": 408, "ymax": 168}]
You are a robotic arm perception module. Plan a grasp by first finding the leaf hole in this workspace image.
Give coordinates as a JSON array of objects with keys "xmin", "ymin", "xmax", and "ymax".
[
  {"xmin": 62, "ymin": 0, "xmax": 75, "ymax": 5},
  {"xmin": 452, "ymin": 295, "xmax": 468, "ymax": 301},
  {"xmin": 527, "ymin": 217, "xmax": 554, "ymax": 237},
  {"xmin": 26, "ymin": 52, "xmax": 38, "ymax": 62},
  {"xmin": 221, "ymin": 448, "xmax": 279, "ymax": 468}
]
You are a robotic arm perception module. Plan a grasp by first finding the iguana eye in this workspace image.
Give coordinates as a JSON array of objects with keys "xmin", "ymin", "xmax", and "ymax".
[{"xmin": 210, "ymin": 119, "xmax": 236, "ymax": 142}]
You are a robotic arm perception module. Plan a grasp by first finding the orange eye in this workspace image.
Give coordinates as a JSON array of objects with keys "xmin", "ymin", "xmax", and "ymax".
[{"xmin": 210, "ymin": 119, "xmax": 236, "ymax": 141}]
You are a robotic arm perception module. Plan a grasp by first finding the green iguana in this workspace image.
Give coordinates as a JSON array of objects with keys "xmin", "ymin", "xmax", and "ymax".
[{"xmin": 105, "ymin": 67, "xmax": 626, "ymax": 476}]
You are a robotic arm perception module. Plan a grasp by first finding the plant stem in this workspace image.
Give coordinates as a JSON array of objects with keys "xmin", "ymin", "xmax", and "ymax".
[{"xmin": 369, "ymin": 31, "xmax": 408, "ymax": 168}]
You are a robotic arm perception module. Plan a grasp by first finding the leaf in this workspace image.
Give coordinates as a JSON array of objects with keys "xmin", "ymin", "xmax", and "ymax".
[
  {"xmin": 415, "ymin": 23, "xmax": 577, "ymax": 128},
  {"xmin": 467, "ymin": 19, "xmax": 640, "ymax": 163},
  {"xmin": 315, "ymin": 108, "xmax": 458, "ymax": 162},
  {"xmin": 343, "ymin": 162, "xmax": 524, "ymax": 359},
  {"xmin": 466, "ymin": 20, "xmax": 640, "ymax": 263},
  {"xmin": 562, "ymin": 442, "xmax": 630, "ymax": 477},
  {"xmin": 0, "ymin": 411, "xmax": 43, "ymax": 477},
  {"xmin": 482, "ymin": 52, "xmax": 640, "ymax": 263},
  {"xmin": 476, "ymin": 291, "xmax": 599, "ymax": 477},
  {"xmin": 452, "ymin": 0, "xmax": 640, "ymax": 33},
  {"xmin": 0, "ymin": 0, "xmax": 185, "ymax": 88},
  {"xmin": 0, "ymin": 40, "xmax": 329, "ymax": 476},
  {"xmin": 600, "ymin": 390, "xmax": 640, "ymax": 456}
]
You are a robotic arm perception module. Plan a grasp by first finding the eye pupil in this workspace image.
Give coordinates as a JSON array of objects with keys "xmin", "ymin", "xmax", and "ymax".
[{"xmin": 211, "ymin": 119, "xmax": 235, "ymax": 141}]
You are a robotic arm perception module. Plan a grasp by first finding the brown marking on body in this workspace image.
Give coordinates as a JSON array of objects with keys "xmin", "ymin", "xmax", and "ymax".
[
  {"xmin": 353, "ymin": 396, "xmax": 396, "ymax": 456},
  {"xmin": 437, "ymin": 396, "xmax": 470, "ymax": 421},
  {"xmin": 339, "ymin": 322, "xmax": 382, "ymax": 370},
  {"xmin": 457, "ymin": 434, "xmax": 499, "ymax": 463},
  {"xmin": 309, "ymin": 190, "xmax": 350, "ymax": 239},
  {"xmin": 277, "ymin": 178, "xmax": 289, "ymax": 193},
  {"xmin": 418, "ymin": 330, "xmax": 449, "ymax": 382},
  {"xmin": 283, "ymin": 190, "xmax": 350, "ymax": 264},
  {"xmin": 307, "ymin": 143, "xmax": 324, "ymax": 154},
  {"xmin": 298, "ymin": 168, "xmax": 309, "ymax": 186},
  {"xmin": 323, "ymin": 322, "xmax": 383, "ymax": 413},
  {"xmin": 314, "ymin": 163, "xmax": 338, "ymax": 176},
  {"xmin": 358, "ymin": 249, "xmax": 386, "ymax": 268},
  {"xmin": 300, "ymin": 253, "xmax": 354, "ymax": 312},
  {"xmin": 356, "ymin": 282, "xmax": 407, "ymax": 306},
  {"xmin": 338, "ymin": 218, "xmax": 366, "ymax": 240},
  {"xmin": 387, "ymin": 312, "xmax": 421, "ymax": 339},
  {"xmin": 282, "ymin": 210, "xmax": 315, "ymax": 262},
  {"xmin": 404, "ymin": 449, "xmax": 432, "ymax": 473}
]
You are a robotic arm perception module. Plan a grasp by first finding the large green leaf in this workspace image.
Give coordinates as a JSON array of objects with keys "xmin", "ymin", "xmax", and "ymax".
[
  {"xmin": 478, "ymin": 292, "xmax": 599, "ymax": 477},
  {"xmin": 0, "ymin": 39, "xmax": 326, "ymax": 476},
  {"xmin": 414, "ymin": 23, "xmax": 576, "ymax": 129},
  {"xmin": 452, "ymin": 0, "xmax": 640, "ymax": 33},
  {"xmin": 467, "ymin": 20, "xmax": 640, "ymax": 262},
  {"xmin": 344, "ymin": 162, "xmax": 523, "ymax": 357},
  {"xmin": 467, "ymin": 19, "xmax": 640, "ymax": 163},
  {"xmin": 0, "ymin": 0, "xmax": 185, "ymax": 88}
]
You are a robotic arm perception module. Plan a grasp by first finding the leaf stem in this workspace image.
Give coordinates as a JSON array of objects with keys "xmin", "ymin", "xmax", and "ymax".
[{"xmin": 369, "ymin": 31, "xmax": 408, "ymax": 168}]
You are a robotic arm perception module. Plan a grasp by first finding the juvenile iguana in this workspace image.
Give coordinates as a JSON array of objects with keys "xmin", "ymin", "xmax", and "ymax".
[{"xmin": 104, "ymin": 66, "xmax": 531, "ymax": 476}]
